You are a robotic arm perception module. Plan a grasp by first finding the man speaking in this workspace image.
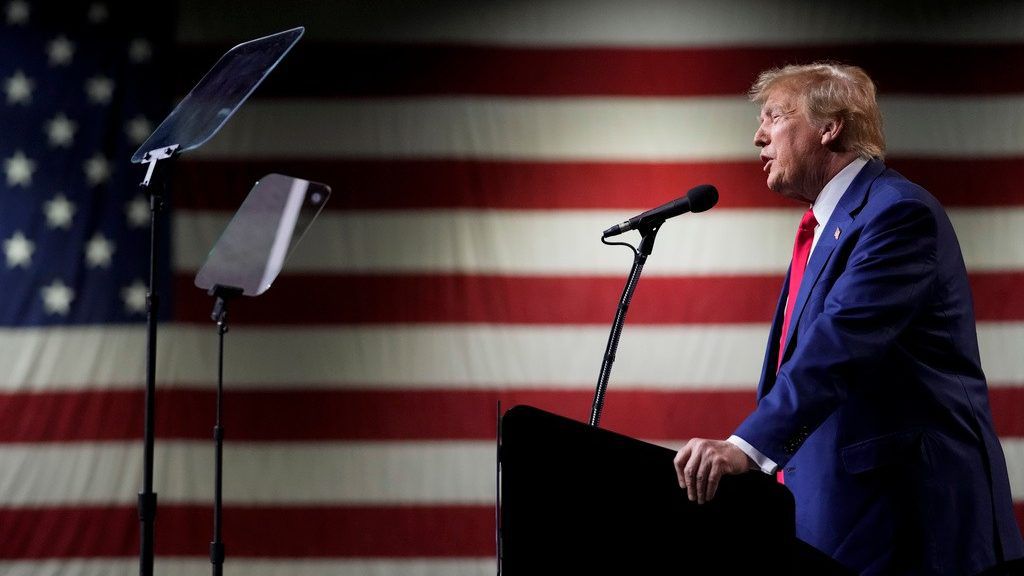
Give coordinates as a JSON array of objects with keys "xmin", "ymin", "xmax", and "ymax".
[{"xmin": 673, "ymin": 63, "xmax": 1024, "ymax": 575}]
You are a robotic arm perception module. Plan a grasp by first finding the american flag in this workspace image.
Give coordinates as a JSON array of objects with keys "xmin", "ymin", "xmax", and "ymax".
[{"xmin": 2, "ymin": 1, "xmax": 1023, "ymax": 574}]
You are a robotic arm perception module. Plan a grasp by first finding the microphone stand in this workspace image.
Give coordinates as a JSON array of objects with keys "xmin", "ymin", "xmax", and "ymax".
[{"xmin": 589, "ymin": 221, "xmax": 662, "ymax": 427}]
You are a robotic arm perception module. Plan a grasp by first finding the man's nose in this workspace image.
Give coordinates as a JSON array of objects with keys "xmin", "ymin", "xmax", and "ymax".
[{"xmin": 754, "ymin": 125, "xmax": 768, "ymax": 148}]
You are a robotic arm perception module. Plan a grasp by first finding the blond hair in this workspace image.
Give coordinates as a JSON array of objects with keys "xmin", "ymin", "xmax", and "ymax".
[{"xmin": 749, "ymin": 62, "xmax": 885, "ymax": 160}]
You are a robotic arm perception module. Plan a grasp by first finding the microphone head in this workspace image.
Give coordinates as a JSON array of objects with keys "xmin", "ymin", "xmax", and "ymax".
[{"xmin": 686, "ymin": 184, "xmax": 718, "ymax": 213}]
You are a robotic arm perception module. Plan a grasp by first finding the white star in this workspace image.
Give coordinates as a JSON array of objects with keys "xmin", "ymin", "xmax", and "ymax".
[
  {"xmin": 87, "ymin": 3, "xmax": 108, "ymax": 23},
  {"xmin": 84, "ymin": 75, "xmax": 114, "ymax": 104},
  {"xmin": 4, "ymin": 70, "xmax": 33, "ymax": 105},
  {"xmin": 121, "ymin": 279, "xmax": 148, "ymax": 314},
  {"xmin": 83, "ymin": 153, "xmax": 110, "ymax": 186},
  {"xmin": 85, "ymin": 233, "xmax": 115, "ymax": 268},
  {"xmin": 4, "ymin": 150, "xmax": 35, "ymax": 187},
  {"xmin": 45, "ymin": 113, "xmax": 77, "ymax": 147},
  {"xmin": 125, "ymin": 115, "xmax": 152, "ymax": 145},
  {"xmin": 5, "ymin": 0, "xmax": 29, "ymax": 25},
  {"xmin": 47, "ymin": 35, "xmax": 74, "ymax": 66},
  {"xmin": 44, "ymin": 194, "xmax": 76, "ymax": 229},
  {"xmin": 129, "ymin": 38, "xmax": 152, "ymax": 63},
  {"xmin": 3, "ymin": 230, "xmax": 34, "ymax": 268},
  {"xmin": 125, "ymin": 195, "xmax": 149, "ymax": 228},
  {"xmin": 41, "ymin": 279, "xmax": 74, "ymax": 316}
]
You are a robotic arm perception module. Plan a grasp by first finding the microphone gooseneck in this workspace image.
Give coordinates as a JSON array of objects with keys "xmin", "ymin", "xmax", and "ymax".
[{"xmin": 591, "ymin": 184, "xmax": 718, "ymax": 427}]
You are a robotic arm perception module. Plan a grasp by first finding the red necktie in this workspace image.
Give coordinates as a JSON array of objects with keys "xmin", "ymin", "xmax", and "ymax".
[
  {"xmin": 776, "ymin": 208, "xmax": 816, "ymax": 485},
  {"xmin": 778, "ymin": 208, "xmax": 817, "ymax": 371}
]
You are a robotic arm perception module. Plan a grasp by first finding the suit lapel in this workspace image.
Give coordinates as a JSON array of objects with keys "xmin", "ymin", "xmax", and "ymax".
[
  {"xmin": 777, "ymin": 159, "xmax": 886, "ymax": 368},
  {"xmin": 778, "ymin": 213, "xmax": 849, "ymax": 358}
]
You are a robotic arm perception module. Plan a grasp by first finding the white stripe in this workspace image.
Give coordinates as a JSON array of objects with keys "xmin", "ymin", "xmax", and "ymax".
[
  {"xmin": 174, "ymin": 208, "xmax": 1024, "ymax": 275},
  {"xmin": 0, "ymin": 324, "xmax": 767, "ymax": 390},
  {"xmin": 0, "ymin": 558, "xmax": 494, "ymax": 576},
  {"xmin": 1005, "ymin": 439, "xmax": 1024, "ymax": 507},
  {"xmin": 175, "ymin": 208, "xmax": 797, "ymax": 275},
  {"xmin": 979, "ymin": 324, "xmax": 1024, "ymax": 389},
  {"xmin": 2, "ymin": 439, "xmax": 1023, "ymax": 507},
  {"xmin": 952, "ymin": 209, "xmax": 1024, "ymax": 271},
  {"xmin": 191, "ymin": 97, "xmax": 1024, "ymax": 161},
  {"xmin": 176, "ymin": 0, "xmax": 1024, "ymax": 45},
  {"xmin": 194, "ymin": 98, "xmax": 754, "ymax": 161},
  {"xmin": 0, "ymin": 441, "xmax": 494, "ymax": 506},
  {"xmin": 0, "ymin": 323, "xmax": 1022, "ymax": 391}
]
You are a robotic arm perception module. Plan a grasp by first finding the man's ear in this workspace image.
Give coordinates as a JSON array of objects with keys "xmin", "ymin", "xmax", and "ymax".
[{"xmin": 821, "ymin": 116, "xmax": 844, "ymax": 147}]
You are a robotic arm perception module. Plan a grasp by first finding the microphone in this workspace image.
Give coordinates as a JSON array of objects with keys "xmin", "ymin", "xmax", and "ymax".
[{"xmin": 602, "ymin": 184, "xmax": 719, "ymax": 238}]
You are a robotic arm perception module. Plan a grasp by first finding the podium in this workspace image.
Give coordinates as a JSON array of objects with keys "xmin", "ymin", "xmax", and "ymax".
[{"xmin": 500, "ymin": 405, "xmax": 851, "ymax": 575}]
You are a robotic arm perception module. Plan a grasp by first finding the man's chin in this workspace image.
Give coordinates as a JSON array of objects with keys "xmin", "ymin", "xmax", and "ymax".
[
  {"xmin": 766, "ymin": 178, "xmax": 789, "ymax": 197},
  {"xmin": 768, "ymin": 182, "xmax": 810, "ymax": 204}
]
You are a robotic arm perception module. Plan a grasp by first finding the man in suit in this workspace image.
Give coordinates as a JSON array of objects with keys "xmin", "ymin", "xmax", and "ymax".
[{"xmin": 672, "ymin": 63, "xmax": 1023, "ymax": 575}]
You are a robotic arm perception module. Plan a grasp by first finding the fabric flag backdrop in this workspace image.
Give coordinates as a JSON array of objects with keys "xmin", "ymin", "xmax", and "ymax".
[{"xmin": 2, "ymin": 1, "xmax": 1023, "ymax": 574}]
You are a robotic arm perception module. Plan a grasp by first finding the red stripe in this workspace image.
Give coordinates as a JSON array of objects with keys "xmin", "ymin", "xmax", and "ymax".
[
  {"xmin": 172, "ymin": 274, "xmax": 783, "ymax": 325},
  {"xmin": 171, "ymin": 158, "xmax": 1024, "ymax": 211},
  {"xmin": 0, "ymin": 504, "xmax": 492, "ymax": 558},
  {"xmin": 991, "ymin": 388, "xmax": 1024, "ymax": 437},
  {"xmin": 971, "ymin": 273, "xmax": 1024, "ymax": 321},
  {"xmin": 4, "ymin": 387, "xmax": 1023, "ymax": 443},
  {"xmin": 2, "ymin": 502, "xmax": 1022, "ymax": 560},
  {"xmin": 0, "ymin": 389, "xmax": 753, "ymax": 442},
  {"xmin": 1018, "ymin": 502, "xmax": 1024, "ymax": 539},
  {"xmin": 172, "ymin": 159, "xmax": 784, "ymax": 211},
  {"xmin": 171, "ymin": 272, "xmax": 1024, "ymax": 325},
  {"xmin": 178, "ymin": 42, "xmax": 1024, "ymax": 97}
]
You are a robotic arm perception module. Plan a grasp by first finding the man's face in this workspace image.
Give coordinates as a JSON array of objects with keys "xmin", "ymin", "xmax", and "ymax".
[{"xmin": 753, "ymin": 89, "xmax": 829, "ymax": 203}]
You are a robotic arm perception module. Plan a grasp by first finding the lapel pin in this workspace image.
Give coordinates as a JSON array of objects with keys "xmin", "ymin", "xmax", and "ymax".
[{"xmin": 834, "ymin": 227, "xmax": 841, "ymax": 240}]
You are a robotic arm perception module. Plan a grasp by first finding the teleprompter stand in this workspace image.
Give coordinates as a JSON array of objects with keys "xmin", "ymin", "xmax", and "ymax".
[
  {"xmin": 207, "ymin": 284, "xmax": 242, "ymax": 576},
  {"xmin": 194, "ymin": 174, "xmax": 331, "ymax": 575},
  {"xmin": 135, "ymin": 143, "xmax": 177, "ymax": 576},
  {"xmin": 129, "ymin": 27, "xmax": 305, "ymax": 576}
]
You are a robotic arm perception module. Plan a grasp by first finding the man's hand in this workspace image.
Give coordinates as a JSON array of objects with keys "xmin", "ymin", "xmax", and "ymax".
[{"xmin": 673, "ymin": 438, "xmax": 753, "ymax": 505}]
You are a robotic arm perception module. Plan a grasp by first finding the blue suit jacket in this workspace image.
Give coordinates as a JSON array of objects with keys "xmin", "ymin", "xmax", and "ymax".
[{"xmin": 734, "ymin": 159, "xmax": 1023, "ymax": 575}]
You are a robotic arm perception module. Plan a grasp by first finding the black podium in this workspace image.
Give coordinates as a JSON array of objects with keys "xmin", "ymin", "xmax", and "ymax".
[{"xmin": 500, "ymin": 405, "xmax": 852, "ymax": 575}]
